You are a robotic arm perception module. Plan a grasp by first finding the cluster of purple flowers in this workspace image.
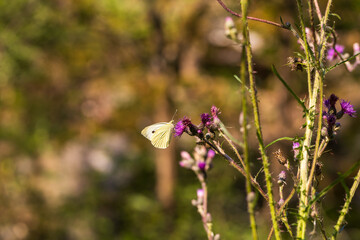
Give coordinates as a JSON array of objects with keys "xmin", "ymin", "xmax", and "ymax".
[
  {"xmin": 327, "ymin": 45, "xmax": 345, "ymax": 61},
  {"xmin": 179, "ymin": 146, "xmax": 216, "ymax": 172},
  {"xmin": 322, "ymin": 94, "xmax": 356, "ymax": 138},
  {"xmin": 174, "ymin": 106, "xmax": 221, "ymax": 138},
  {"xmin": 327, "ymin": 43, "xmax": 360, "ymax": 72}
]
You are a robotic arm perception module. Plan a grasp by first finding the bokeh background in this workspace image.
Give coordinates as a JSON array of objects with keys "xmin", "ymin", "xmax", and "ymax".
[{"xmin": 0, "ymin": 0, "xmax": 360, "ymax": 239}]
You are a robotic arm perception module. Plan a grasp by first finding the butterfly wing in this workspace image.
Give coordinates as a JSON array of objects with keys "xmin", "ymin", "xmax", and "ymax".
[
  {"xmin": 150, "ymin": 122, "xmax": 174, "ymax": 149},
  {"xmin": 141, "ymin": 121, "xmax": 174, "ymax": 149},
  {"xmin": 141, "ymin": 122, "xmax": 169, "ymax": 140}
]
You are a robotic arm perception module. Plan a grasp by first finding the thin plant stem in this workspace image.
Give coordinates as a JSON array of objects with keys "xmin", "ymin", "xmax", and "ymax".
[
  {"xmin": 331, "ymin": 166, "xmax": 360, "ymax": 239},
  {"xmin": 215, "ymin": 0, "xmax": 285, "ymax": 29},
  {"xmin": 196, "ymin": 173, "xmax": 213, "ymax": 239},
  {"xmin": 296, "ymin": 0, "xmax": 313, "ymax": 100},
  {"xmin": 215, "ymin": 0, "xmax": 308, "ymax": 49},
  {"xmin": 326, "ymin": 53, "xmax": 360, "ymax": 73},
  {"xmin": 309, "ymin": 0, "xmax": 320, "ymax": 65},
  {"xmin": 240, "ymin": 0, "xmax": 280, "ymax": 238},
  {"xmin": 313, "ymin": 0, "xmax": 322, "ymax": 20},
  {"xmin": 319, "ymin": 0, "xmax": 334, "ymax": 58},
  {"xmin": 279, "ymin": 185, "xmax": 294, "ymax": 237},
  {"xmin": 240, "ymin": 44, "xmax": 258, "ymax": 239},
  {"xmin": 268, "ymin": 187, "xmax": 297, "ymax": 239},
  {"xmin": 309, "ymin": 160, "xmax": 360, "ymax": 206},
  {"xmin": 204, "ymin": 138, "xmax": 269, "ymax": 201},
  {"xmin": 306, "ymin": 75, "xmax": 323, "ymax": 196},
  {"xmin": 220, "ymin": 131, "xmax": 246, "ymax": 169}
]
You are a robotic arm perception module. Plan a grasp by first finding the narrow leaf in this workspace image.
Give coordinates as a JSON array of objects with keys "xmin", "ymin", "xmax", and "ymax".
[
  {"xmin": 265, "ymin": 137, "xmax": 294, "ymax": 149},
  {"xmin": 271, "ymin": 65, "xmax": 307, "ymax": 112}
]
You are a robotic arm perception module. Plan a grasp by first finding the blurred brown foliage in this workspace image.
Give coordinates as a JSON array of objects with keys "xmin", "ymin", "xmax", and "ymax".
[{"xmin": 0, "ymin": 0, "xmax": 359, "ymax": 239}]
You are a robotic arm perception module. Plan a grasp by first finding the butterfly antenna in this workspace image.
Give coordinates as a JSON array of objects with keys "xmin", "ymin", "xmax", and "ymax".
[{"xmin": 171, "ymin": 109, "xmax": 178, "ymax": 121}]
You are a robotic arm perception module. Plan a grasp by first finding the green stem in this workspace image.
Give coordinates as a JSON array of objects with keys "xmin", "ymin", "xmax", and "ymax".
[
  {"xmin": 295, "ymin": 0, "xmax": 316, "ymax": 236},
  {"xmin": 331, "ymin": 166, "xmax": 360, "ymax": 239},
  {"xmin": 297, "ymin": 0, "xmax": 333, "ymax": 237},
  {"xmin": 197, "ymin": 174, "xmax": 213, "ymax": 240},
  {"xmin": 240, "ymin": 44, "xmax": 258, "ymax": 239},
  {"xmin": 204, "ymin": 138, "xmax": 269, "ymax": 201},
  {"xmin": 297, "ymin": 70, "xmax": 319, "ymax": 240},
  {"xmin": 305, "ymin": 73, "xmax": 323, "ymax": 196},
  {"xmin": 240, "ymin": 0, "xmax": 280, "ymax": 238},
  {"xmin": 296, "ymin": 0, "xmax": 313, "ymax": 100},
  {"xmin": 309, "ymin": 161, "xmax": 360, "ymax": 205},
  {"xmin": 221, "ymin": 132, "xmax": 246, "ymax": 169}
]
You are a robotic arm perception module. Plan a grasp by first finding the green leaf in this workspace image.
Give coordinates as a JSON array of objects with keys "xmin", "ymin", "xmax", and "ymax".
[
  {"xmin": 265, "ymin": 137, "xmax": 294, "ymax": 149},
  {"xmin": 309, "ymin": 161, "xmax": 360, "ymax": 205},
  {"xmin": 271, "ymin": 65, "xmax": 307, "ymax": 112},
  {"xmin": 234, "ymin": 75, "xmax": 251, "ymax": 93},
  {"xmin": 329, "ymin": 13, "xmax": 341, "ymax": 20},
  {"xmin": 219, "ymin": 121, "xmax": 244, "ymax": 148}
]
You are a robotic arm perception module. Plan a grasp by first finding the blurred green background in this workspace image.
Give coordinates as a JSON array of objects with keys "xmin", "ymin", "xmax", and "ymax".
[{"xmin": 0, "ymin": 0, "xmax": 360, "ymax": 239}]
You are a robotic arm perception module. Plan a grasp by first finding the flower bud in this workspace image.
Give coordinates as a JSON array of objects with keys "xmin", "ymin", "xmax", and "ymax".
[
  {"xmin": 277, "ymin": 198, "xmax": 285, "ymax": 208},
  {"xmin": 207, "ymin": 149, "xmax": 215, "ymax": 159},
  {"xmin": 191, "ymin": 199, "xmax": 198, "ymax": 206},
  {"xmin": 198, "ymin": 161, "xmax": 206, "ymax": 170},
  {"xmin": 321, "ymin": 126, "xmax": 328, "ymax": 137},
  {"xmin": 206, "ymin": 213, "xmax": 212, "ymax": 223},
  {"xmin": 293, "ymin": 142, "xmax": 300, "ymax": 159},
  {"xmin": 197, "ymin": 188, "xmax": 204, "ymax": 204},
  {"xmin": 246, "ymin": 191, "xmax": 256, "ymax": 204},
  {"xmin": 278, "ymin": 171, "xmax": 286, "ymax": 185},
  {"xmin": 195, "ymin": 145, "xmax": 207, "ymax": 158},
  {"xmin": 181, "ymin": 151, "xmax": 192, "ymax": 161},
  {"xmin": 354, "ymin": 43, "xmax": 360, "ymax": 54},
  {"xmin": 224, "ymin": 17, "xmax": 237, "ymax": 40},
  {"xmin": 179, "ymin": 160, "xmax": 194, "ymax": 169},
  {"xmin": 214, "ymin": 234, "xmax": 221, "ymax": 240}
]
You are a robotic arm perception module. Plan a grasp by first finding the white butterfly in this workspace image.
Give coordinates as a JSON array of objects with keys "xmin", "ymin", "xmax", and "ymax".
[{"xmin": 141, "ymin": 120, "xmax": 175, "ymax": 149}]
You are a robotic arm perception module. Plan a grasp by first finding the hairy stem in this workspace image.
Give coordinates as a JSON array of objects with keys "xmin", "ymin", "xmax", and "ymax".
[
  {"xmin": 240, "ymin": 0, "xmax": 280, "ymax": 238},
  {"xmin": 240, "ymin": 43, "xmax": 258, "ymax": 239},
  {"xmin": 331, "ymin": 166, "xmax": 360, "ymax": 239}
]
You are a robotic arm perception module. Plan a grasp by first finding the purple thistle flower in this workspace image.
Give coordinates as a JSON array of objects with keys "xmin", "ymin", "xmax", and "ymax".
[
  {"xmin": 327, "ymin": 45, "xmax": 345, "ymax": 60},
  {"xmin": 211, "ymin": 105, "xmax": 221, "ymax": 126},
  {"xmin": 174, "ymin": 117, "xmax": 192, "ymax": 137},
  {"xmin": 174, "ymin": 121, "xmax": 186, "ymax": 137},
  {"xmin": 292, "ymin": 142, "xmax": 300, "ymax": 149},
  {"xmin": 340, "ymin": 100, "xmax": 356, "ymax": 117},
  {"xmin": 324, "ymin": 94, "xmax": 339, "ymax": 109},
  {"xmin": 211, "ymin": 106, "xmax": 220, "ymax": 118},
  {"xmin": 201, "ymin": 113, "xmax": 212, "ymax": 126}
]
